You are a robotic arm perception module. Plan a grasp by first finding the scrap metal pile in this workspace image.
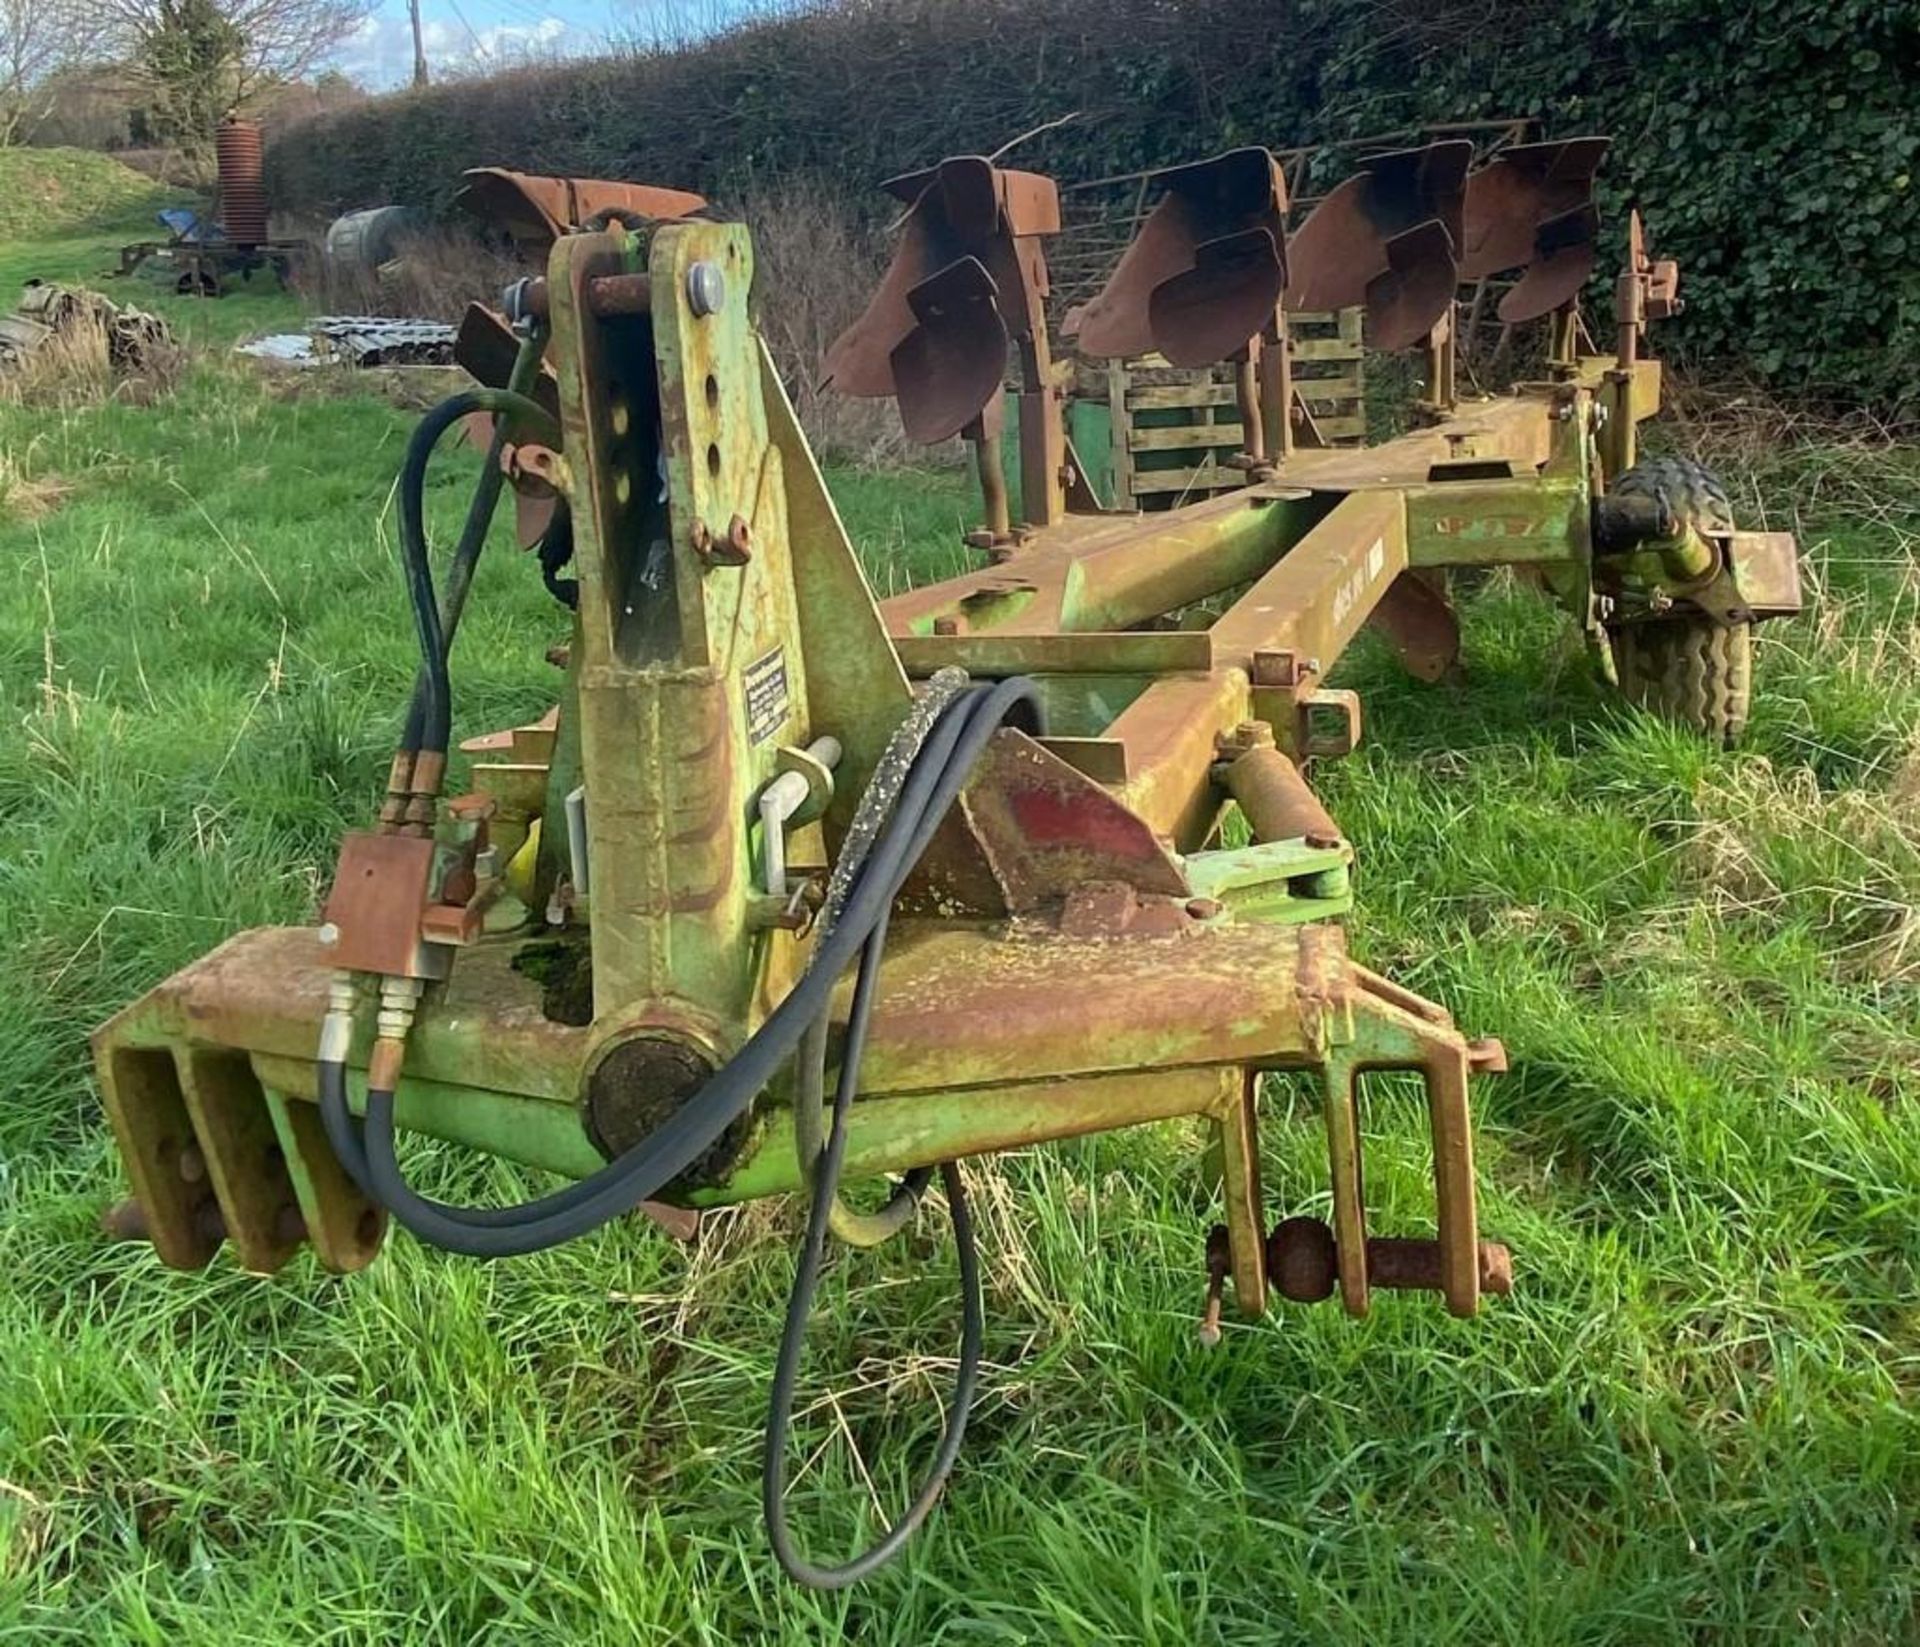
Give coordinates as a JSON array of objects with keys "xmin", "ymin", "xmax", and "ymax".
[
  {"xmin": 236, "ymin": 316, "xmax": 460, "ymax": 369},
  {"xmin": 92, "ymin": 146, "xmax": 1801, "ymax": 1586},
  {"xmin": 0, "ymin": 280, "xmax": 172, "ymax": 374}
]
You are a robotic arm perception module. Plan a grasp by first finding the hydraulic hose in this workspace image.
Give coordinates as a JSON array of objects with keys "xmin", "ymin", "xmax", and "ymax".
[
  {"xmin": 394, "ymin": 384, "xmax": 560, "ymax": 756},
  {"xmin": 790, "ymin": 667, "xmax": 974, "ymax": 1248},
  {"xmin": 332, "ymin": 366, "xmax": 1043, "ymax": 1581},
  {"xmin": 398, "ymin": 330, "xmax": 553, "ymax": 753},
  {"xmin": 763, "ymin": 910, "xmax": 982, "ymax": 1588},
  {"xmin": 319, "ymin": 678, "xmax": 1041, "ymax": 1259}
]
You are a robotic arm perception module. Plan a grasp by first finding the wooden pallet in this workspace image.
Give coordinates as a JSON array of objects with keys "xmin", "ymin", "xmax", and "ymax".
[{"xmin": 1102, "ymin": 310, "xmax": 1366, "ymax": 510}]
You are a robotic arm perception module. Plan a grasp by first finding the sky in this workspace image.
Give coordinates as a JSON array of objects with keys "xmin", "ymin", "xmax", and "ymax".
[{"xmin": 327, "ymin": 0, "xmax": 760, "ymax": 88}]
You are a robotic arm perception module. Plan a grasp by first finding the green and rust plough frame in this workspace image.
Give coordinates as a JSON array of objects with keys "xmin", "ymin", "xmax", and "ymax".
[{"xmin": 91, "ymin": 142, "xmax": 1801, "ymax": 1575}]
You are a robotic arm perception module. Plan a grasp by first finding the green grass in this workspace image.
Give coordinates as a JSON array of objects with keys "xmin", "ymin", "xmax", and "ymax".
[
  {"xmin": 2, "ymin": 195, "xmax": 1919, "ymax": 1643},
  {"xmin": 0, "ymin": 149, "xmax": 166, "ymax": 244}
]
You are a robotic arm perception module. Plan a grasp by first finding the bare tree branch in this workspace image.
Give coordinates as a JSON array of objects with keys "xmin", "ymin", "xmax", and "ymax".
[
  {"xmin": 0, "ymin": 0, "xmax": 104, "ymax": 146},
  {"xmin": 79, "ymin": 0, "xmax": 369, "ymax": 151}
]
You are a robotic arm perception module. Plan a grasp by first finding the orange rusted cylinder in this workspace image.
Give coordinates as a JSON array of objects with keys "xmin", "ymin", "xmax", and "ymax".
[
  {"xmin": 216, "ymin": 119, "xmax": 268, "ymax": 247},
  {"xmin": 1222, "ymin": 742, "xmax": 1339, "ymax": 845}
]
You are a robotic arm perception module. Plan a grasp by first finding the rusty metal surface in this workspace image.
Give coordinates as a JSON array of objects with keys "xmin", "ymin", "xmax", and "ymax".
[
  {"xmin": 1722, "ymin": 531, "xmax": 1804, "ymax": 617},
  {"xmin": 456, "ymin": 168, "xmax": 706, "ymax": 251},
  {"xmin": 92, "ymin": 178, "xmax": 1803, "ymax": 1375},
  {"xmin": 1458, "ymin": 137, "xmax": 1610, "ymax": 322},
  {"xmin": 261, "ymin": 1086, "xmax": 386, "ymax": 1273},
  {"xmin": 822, "ymin": 158, "xmax": 1056, "ymax": 435},
  {"xmin": 825, "ymin": 155, "xmax": 1071, "ymax": 532},
  {"xmin": 1367, "ymin": 569, "xmax": 1460, "ymax": 681},
  {"xmin": 1283, "ymin": 141, "xmax": 1471, "ymax": 350},
  {"xmin": 94, "ymin": 913, "xmax": 1343, "ymax": 1213},
  {"xmin": 319, "ymin": 833, "xmax": 440, "ymax": 978},
  {"xmin": 215, "ymin": 119, "xmax": 268, "ymax": 246},
  {"xmin": 891, "ymin": 255, "xmax": 1007, "ymax": 443},
  {"xmin": 1068, "ymin": 147, "xmax": 1288, "ymax": 367},
  {"xmin": 1221, "ymin": 742, "xmax": 1341, "ymax": 845}
]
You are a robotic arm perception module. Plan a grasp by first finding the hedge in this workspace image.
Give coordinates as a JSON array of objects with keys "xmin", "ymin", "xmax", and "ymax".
[{"xmin": 266, "ymin": 0, "xmax": 1919, "ymax": 406}]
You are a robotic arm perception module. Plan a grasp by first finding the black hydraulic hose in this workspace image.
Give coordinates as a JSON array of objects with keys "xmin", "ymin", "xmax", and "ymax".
[
  {"xmin": 397, "ymin": 421, "xmax": 511, "ymax": 753},
  {"xmin": 317, "ymin": 688, "xmax": 983, "ymax": 1239},
  {"xmin": 762, "ymin": 906, "xmax": 983, "ymax": 1588},
  {"xmin": 790, "ymin": 668, "xmax": 974, "ymax": 1246},
  {"xmin": 394, "ymin": 386, "xmax": 559, "ymax": 754},
  {"xmin": 324, "ymin": 684, "xmax": 1003, "ymax": 1237},
  {"xmin": 398, "ymin": 327, "xmax": 555, "ymax": 749},
  {"xmin": 319, "ymin": 679, "xmax": 1042, "ymax": 1257}
]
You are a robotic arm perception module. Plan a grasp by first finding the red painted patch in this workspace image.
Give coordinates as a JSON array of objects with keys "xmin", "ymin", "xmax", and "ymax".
[{"xmin": 1009, "ymin": 785, "xmax": 1154, "ymax": 859}]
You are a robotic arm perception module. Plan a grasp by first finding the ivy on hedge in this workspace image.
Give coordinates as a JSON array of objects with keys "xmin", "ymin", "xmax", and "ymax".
[{"xmin": 267, "ymin": 0, "xmax": 1917, "ymax": 406}]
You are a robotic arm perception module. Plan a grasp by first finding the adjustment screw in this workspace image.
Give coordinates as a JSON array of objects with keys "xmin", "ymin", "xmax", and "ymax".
[{"xmin": 686, "ymin": 261, "xmax": 726, "ymax": 317}]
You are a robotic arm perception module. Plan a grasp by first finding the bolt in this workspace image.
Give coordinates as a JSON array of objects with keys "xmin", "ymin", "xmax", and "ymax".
[
  {"xmin": 316, "ymin": 921, "xmax": 340, "ymax": 948},
  {"xmin": 932, "ymin": 617, "xmax": 960, "ymax": 637},
  {"xmin": 1467, "ymin": 1036, "xmax": 1509, "ymax": 1075},
  {"xmin": 1198, "ymin": 1224, "xmax": 1231, "ymax": 1347},
  {"xmin": 1304, "ymin": 831, "xmax": 1342, "ymax": 852},
  {"xmin": 725, "ymin": 514, "xmax": 753, "ymax": 560},
  {"xmin": 686, "ymin": 261, "xmax": 726, "ymax": 317},
  {"xmin": 1185, "ymin": 897, "xmax": 1222, "ymax": 920},
  {"xmin": 689, "ymin": 519, "xmax": 712, "ymax": 556}
]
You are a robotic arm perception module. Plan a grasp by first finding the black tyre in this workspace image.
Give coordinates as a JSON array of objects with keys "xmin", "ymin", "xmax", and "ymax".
[
  {"xmin": 1610, "ymin": 455, "xmax": 1734, "ymax": 535},
  {"xmin": 1611, "ymin": 614, "xmax": 1752, "ymax": 746},
  {"xmin": 1604, "ymin": 457, "xmax": 1752, "ymax": 745}
]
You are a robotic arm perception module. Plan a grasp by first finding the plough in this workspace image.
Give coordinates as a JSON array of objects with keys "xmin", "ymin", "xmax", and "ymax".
[{"xmin": 92, "ymin": 142, "xmax": 1801, "ymax": 1585}]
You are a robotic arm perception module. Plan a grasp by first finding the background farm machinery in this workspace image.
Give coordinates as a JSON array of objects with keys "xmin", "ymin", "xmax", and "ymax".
[{"xmin": 92, "ymin": 137, "xmax": 1799, "ymax": 1584}]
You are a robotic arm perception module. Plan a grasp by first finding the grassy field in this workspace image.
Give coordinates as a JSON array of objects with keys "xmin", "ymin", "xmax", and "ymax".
[{"xmin": 2, "ymin": 152, "xmax": 1918, "ymax": 1644}]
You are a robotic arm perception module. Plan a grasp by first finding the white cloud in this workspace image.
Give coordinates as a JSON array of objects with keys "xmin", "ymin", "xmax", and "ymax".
[{"xmin": 329, "ymin": 5, "xmax": 589, "ymax": 88}]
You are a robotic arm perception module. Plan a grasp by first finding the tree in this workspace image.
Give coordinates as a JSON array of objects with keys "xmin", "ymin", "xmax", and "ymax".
[
  {"xmin": 0, "ymin": 0, "xmax": 102, "ymax": 146},
  {"xmin": 87, "ymin": 0, "xmax": 369, "ymax": 156}
]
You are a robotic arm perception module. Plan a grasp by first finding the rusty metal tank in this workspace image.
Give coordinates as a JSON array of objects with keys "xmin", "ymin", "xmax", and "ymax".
[{"xmin": 215, "ymin": 118, "xmax": 269, "ymax": 247}]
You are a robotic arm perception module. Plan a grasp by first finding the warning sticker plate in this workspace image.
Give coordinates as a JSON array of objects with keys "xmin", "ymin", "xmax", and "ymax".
[{"xmin": 743, "ymin": 647, "xmax": 791, "ymax": 745}]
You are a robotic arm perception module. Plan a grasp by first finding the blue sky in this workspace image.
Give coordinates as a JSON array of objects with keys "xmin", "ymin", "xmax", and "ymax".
[{"xmin": 329, "ymin": 0, "xmax": 759, "ymax": 89}]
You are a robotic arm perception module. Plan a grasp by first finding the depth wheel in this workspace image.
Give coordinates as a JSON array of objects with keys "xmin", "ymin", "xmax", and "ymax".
[
  {"xmin": 1609, "ymin": 615, "xmax": 1752, "ymax": 746},
  {"xmin": 1603, "ymin": 456, "xmax": 1752, "ymax": 745}
]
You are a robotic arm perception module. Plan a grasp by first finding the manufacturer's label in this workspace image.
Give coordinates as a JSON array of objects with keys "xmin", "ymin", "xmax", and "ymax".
[
  {"xmin": 1331, "ymin": 537, "xmax": 1388, "ymax": 629},
  {"xmin": 743, "ymin": 647, "xmax": 791, "ymax": 745}
]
